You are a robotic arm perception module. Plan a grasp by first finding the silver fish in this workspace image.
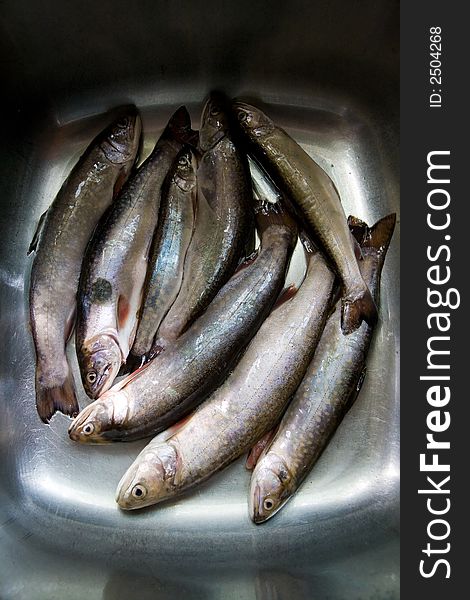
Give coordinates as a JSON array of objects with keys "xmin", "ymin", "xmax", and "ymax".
[
  {"xmin": 76, "ymin": 107, "xmax": 196, "ymax": 399},
  {"xmin": 249, "ymin": 214, "xmax": 396, "ymax": 523},
  {"xmin": 114, "ymin": 237, "xmax": 334, "ymax": 510},
  {"xmin": 152, "ymin": 92, "xmax": 253, "ymax": 351},
  {"xmin": 232, "ymin": 100, "xmax": 377, "ymax": 335},
  {"xmin": 28, "ymin": 107, "xmax": 141, "ymax": 422},
  {"xmin": 128, "ymin": 146, "xmax": 197, "ymax": 367},
  {"xmin": 68, "ymin": 199, "xmax": 297, "ymax": 443}
]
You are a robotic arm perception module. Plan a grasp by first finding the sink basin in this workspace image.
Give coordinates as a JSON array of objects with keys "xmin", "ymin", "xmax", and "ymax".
[{"xmin": 1, "ymin": 1, "xmax": 399, "ymax": 598}]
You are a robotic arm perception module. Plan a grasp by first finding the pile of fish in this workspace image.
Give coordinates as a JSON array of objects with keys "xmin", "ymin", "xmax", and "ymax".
[{"xmin": 27, "ymin": 92, "xmax": 395, "ymax": 523}]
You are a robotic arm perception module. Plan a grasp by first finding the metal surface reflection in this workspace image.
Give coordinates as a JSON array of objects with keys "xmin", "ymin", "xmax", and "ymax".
[{"xmin": 1, "ymin": 0, "xmax": 399, "ymax": 598}]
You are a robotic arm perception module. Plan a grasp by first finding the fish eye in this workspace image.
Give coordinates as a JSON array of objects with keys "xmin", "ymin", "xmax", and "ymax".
[
  {"xmin": 210, "ymin": 106, "xmax": 221, "ymax": 117},
  {"xmin": 263, "ymin": 498, "xmax": 275, "ymax": 511},
  {"xmin": 116, "ymin": 117, "xmax": 129, "ymax": 129},
  {"xmin": 83, "ymin": 423, "xmax": 95, "ymax": 435},
  {"xmin": 87, "ymin": 371, "xmax": 97, "ymax": 384},
  {"xmin": 178, "ymin": 155, "xmax": 190, "ymax": 167},
  {"xmin": 132, "ymin": 484, "xmax": 147, "ymax": 499},
  {"xmin": 237, "ymin": 111, "xmax": 248, "ymax": 122}
]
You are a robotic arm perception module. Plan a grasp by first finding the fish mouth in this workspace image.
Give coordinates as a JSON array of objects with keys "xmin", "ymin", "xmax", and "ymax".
[
  {"xmin": 115, "ymin": 472, "xmax": 141, "ymax": 509},
  {"xmin": 104, "ymin": 108, "xmax": 142, "ymax": 163},
  {"xmin": 199, "ymin": 93, "xmax": 229, "ymax": 151},
  {"xmin": 115, "ymin": 487, "xmax": 133, "ymax": 509},
  {"xmin": 67, "ymin": 403, "xmax": 109, "ymax": 443},
  {"xmin": 68, "ymin": 405, "xmax": 94, "ymax": 441},
  {"xmin": 69, "ymin": 428, "xmax": 110, "ymax": 444},
  {"xmin": 80, "ymin": 332, "xmax": 123, "ymax": 399},
  {"xmin": 116, "ymin": 495, "xmax": 145, "ymax": 511},
  {"xmin": 250, "ymin": 465, "xmax": 288, "ymax": 524},
  {"xmin": 231, "ymin": 101, "xmax": 274, "ymax": 137},
  {"xmin": 251, "ymin": 483, "xmax": 268, "ymax": 524},
  {"xmin": 87, "ymin": 364, "xmax": 119, "ymax": 399}
]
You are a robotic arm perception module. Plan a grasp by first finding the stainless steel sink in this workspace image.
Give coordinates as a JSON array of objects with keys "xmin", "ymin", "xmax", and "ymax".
[{"xmin": 1, "ymin": 1, "xmax": 399, "ymax": 598}]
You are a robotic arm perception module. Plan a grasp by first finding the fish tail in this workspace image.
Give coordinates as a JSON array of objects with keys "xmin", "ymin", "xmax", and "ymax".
[
  {"xmin": 36, "ymin": 369, "xmax": 79, "ymax": 424},
  {"xmin": 347, "ymin": 215, "xmax": 368, "ymax": 245},
  {"xmin": 349, "ymin": 213, "xmax": 397, "ymax": 270},
  {"xmin": 254, "ymin": 198, "xmax": 298, "ymax": 242},
  {"xmin": 341, "ymin": 213, "xmax": 397, "ymax": 334},
  {"xmin": 165, "ymin": 106, "xmax": 199, "ymax": 148},
  {"xmin": 341, "ymin": 287, "xmax": 377, "ymax": 334}
]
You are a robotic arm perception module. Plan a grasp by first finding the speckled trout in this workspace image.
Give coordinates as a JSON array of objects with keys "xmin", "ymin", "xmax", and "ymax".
[
  {"xmin": 128, "ymin": 146, "xmax": 197, "ymax": 367},
  {"xmin": 28, "ymin": 108, "xmax": 141, "ymax": 422},
  {"xmin": 249, "ymin": 214, "xmax": 396, "ymax": 523},
  {"xmin": 152, "ymin": 92, "xmax": 253, "ymax": 351},
  {"xmin": 76, "ymin": 107, "xmax": 196, "ymax": 399},
  {"xmin": 233, "ymin": 100, "xmax": 377, "ymax": 335}
]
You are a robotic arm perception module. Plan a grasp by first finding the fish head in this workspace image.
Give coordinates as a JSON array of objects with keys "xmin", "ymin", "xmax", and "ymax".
[
  {"xmin": 199, "ymin": 92, "xmax": 230, "ymax": 152},
  {"xmin": 172, "ymin": 147, "xmax": 198, "ymax": 193},
  {"xmin": 68, "ymin": 399, "xmax": 114, "ymax": 443},
  {"xmin": 249, "ymin": 453, "xmax": 293, "ymax": 524},
  {"xmin": 78, "ymin": 334, "xmax": 123, "ymax": 399},
  {"xmin": 116, "ymin": 443, "xmax": 179, "ymax": 510},
  {"xmin": 232, "ymin": 101, "xmax": 275, "ymax": 139},
  {"xmin": 101, "ymin": 107, "xmax": 142, "ymax": 165}
]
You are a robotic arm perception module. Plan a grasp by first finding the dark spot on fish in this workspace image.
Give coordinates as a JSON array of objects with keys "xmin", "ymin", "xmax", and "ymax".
[{"xmin": 90, "ymin": 278, "xmax": 112, "ymax": 303}]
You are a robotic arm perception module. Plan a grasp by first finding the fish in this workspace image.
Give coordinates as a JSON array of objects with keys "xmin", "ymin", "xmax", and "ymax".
[
  {"xmin": 152, "ymin": 92, "xmax": 253, "ymax": 351},
  {"xmin": 232, "ymin": 100, "xmax": 377, "ymax": 335},
  {"xmin": 128, "ymin": 146, "xmax": 197, "ymax": 367},
  {"xmin": 68, "ymin": 199, "xmax": 297, "ymax": 443},
  {"xmin": 249, "ymin": 214, "xmax": 396, "ymax": 524},
  {"xmin": 28, "ymin": 107, "xmax": 142, "ymax": 423},
  {"xmin": 76, "ymin": 107, "xmax": 197, "ymax": 399},
  {"xmin": 114, "ymin": 235, "xmax": 335, "ymax": 510}
]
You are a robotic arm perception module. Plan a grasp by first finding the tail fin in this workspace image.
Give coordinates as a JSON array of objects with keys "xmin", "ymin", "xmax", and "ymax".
[
  {"xmin": 341, "ymin": 287, "xmax": 377, "ymax": 334},
  {"xmin": 254, "ymin": 199, "xmax": 298, "ymax": 247},
  {"xmin": 341, "ymin": 213, "xmax": 396, "ymax": 334},
  {"xmin": 36, "ymin": 370, "xmax": 79, "ymax": 424},
  {"xmin": 348, "ymin": 213, "xmax": 397, "ymax": 271},
  {"xmin": 165, "ymin": 106, "xmax": 199, "ymax": 148}
]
